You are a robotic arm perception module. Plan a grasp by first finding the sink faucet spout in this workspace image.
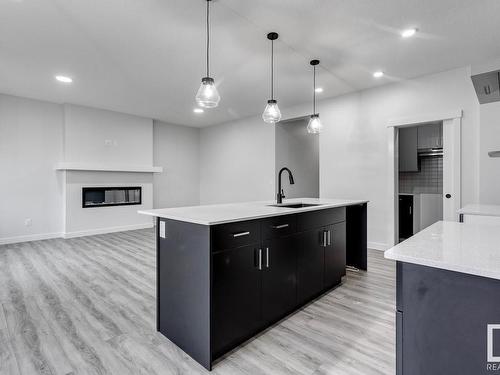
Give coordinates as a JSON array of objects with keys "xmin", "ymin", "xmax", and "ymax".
[{"xmin": 277, "ymin": 167, "xmax": 295, "ymax": 204}]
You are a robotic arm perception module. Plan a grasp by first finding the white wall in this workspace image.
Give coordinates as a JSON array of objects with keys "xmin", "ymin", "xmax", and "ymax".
[
  {"xmin": 61, "ymin": 105, "xmax": 155, "ymax": 236},
  {"xmin": 0, "ymin": 95, "xmax": 64, "ymax": 243},
  {"xmin": 0, "ymin": 65, "xmax": 484, "ymax": 247},
  {"xmin": 0, "ymin": 96, "xmax": 200, "ymax": 243},
  {"xmin": 153, "ymin": 121, "xmax": 200, "ymax": 208},
  {"xmin": 63, "ymin": 104, "xmax": 153, "ymax": 165},
  {"xmin": 199, "ymin": 66, "xmax": 480, "ymax": 249},
  {"xmin": 275, "ymin": 118, "xmax": 319, "ymax": 199},
  {"xmin": 479, "ymin": 101, "xmax": 500, "ymax": 204},
  {"xmin": 200, "ymin": 118, "xmax": 275, "ymax": 204}
]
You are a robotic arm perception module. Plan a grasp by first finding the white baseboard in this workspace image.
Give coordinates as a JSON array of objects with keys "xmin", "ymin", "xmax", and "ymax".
[
  {"xmin": 0, "ymin": 232, "xmax": 63, "ymax": 245},
  {"xmin": 368, "ymin": 241, "xmax": 389, "ymax": 251},
  {"xmin": 0, "ymin": 223, "xmax": 154, "ymax": 245},
  {"xmin": 63, "ymin": 223, "xmax": 154, "ymax": 239}
]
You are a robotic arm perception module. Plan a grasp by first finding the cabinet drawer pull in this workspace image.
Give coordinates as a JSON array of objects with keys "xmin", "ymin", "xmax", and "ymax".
[
  {"xmin": 258, "ymin": 248, "xmax": 263, "ymax": 270},
  {"xmin": 265, "ymin": 247, "xmax": 269, "ymax": 268},
  {"xmin": 272, "ymin": 224, "xmax": 289, "ymax": 229},
  {"xmin": 322, "ymin": 230, "xmax": 327, "ymax": 247},
  {"xmin": 327, "ymin": 230, "xmax": 331, "ymax": 246},
  {"xmin": 233, "ymin": 231, "xmax": 250, "ymax": 238}
]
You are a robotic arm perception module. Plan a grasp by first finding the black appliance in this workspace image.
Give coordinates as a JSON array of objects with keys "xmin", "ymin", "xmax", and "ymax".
[{"xmin": 399, "ymin": 195, "xmax": 413, "ymax": 241}]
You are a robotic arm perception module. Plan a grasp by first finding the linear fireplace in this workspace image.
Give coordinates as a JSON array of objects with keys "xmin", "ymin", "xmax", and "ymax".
[{"xmin": 82, "ymin": 186, "xmax": 142, "ymax": 208}]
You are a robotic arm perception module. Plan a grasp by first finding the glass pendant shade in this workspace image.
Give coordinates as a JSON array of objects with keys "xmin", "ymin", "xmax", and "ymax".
[
  {"xmin": 262, "ymin": 99, "xmax": 282, "ymax": 124},
  {"xmin": 195, "ymin": 77, "xmax": 220, "ymax": 108},
  {"xmin": 307, "ymin": 114, "xmax": 322, "ymax": 134}
]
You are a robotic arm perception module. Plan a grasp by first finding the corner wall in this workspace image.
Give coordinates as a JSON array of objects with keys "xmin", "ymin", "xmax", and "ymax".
[
  {"xmin": 153, "ymin": 121, "xmax": 201, "ymax": 208},
  {"xmin": 0, "ymin": 94, "xmax": 64, "ymax": 243}
]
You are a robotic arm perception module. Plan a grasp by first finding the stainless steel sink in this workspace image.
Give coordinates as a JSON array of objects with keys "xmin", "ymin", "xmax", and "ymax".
[{"xmin": 268, "ymin": 203, "xmax": 323, "ymax": 209}]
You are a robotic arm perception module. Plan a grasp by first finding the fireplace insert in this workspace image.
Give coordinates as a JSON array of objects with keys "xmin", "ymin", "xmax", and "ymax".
[{"xmin": 82, "ymin": 186, "xmax": 142, "ymax": 208}]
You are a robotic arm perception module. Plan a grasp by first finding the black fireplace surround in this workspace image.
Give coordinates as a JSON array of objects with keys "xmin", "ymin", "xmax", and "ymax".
[{"xmin": 82, "ymin": 186, "xmax": 142, "ymax": 208}]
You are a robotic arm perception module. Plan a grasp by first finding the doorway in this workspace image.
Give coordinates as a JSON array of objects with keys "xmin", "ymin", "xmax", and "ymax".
[
  {"xmin": 397, "ymin": 122, "xmax": 444, "ymax": 242},
  {"xmin": 387, "ymin": 110, "xmax": 462, "ymax": 246},
  {"xmin": 275, "ymin": 117, "xmax": 320, "ymax": 199}
]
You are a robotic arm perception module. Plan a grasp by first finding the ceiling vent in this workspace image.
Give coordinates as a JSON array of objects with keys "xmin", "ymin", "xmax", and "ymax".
[{"xmin": 471, "ymin": 70, "xmax": 500, "ymax": 104}]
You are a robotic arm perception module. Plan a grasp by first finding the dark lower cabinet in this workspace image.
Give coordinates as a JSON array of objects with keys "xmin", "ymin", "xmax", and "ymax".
[
  {"xmin": 396, "ymin": 262, "xmax": 500, "ymax": 374},
  {"xmin": 324, "ymin": 222, "xmax": 347, "ymax": 288},
  {"xmin": 261, "ymin": 235, "xmax": 297, "ymax": 324},
  {"xmin": 297, "ymin": 228, "xmax": 326, "ymax": 305},
  {"xmin": 212, "ymin": 244, "xmax": 261, "ymax": 357},
  {"xmin": 157, "ymin": 206, "xmax": 363, "ymax": 371}
]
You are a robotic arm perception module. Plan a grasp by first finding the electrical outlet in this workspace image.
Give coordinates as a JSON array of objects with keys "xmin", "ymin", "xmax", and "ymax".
[
  {"xmin": 104, "ymin": 139, "xmax": 113, "ymax": 146},
  {"xmin": 24, "ymin": 218, "xmax": 32, "ymax": 227}
]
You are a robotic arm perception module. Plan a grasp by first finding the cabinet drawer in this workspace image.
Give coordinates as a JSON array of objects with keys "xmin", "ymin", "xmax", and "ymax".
[
  {"xmin": 296, "ymin": 207, "xmax": 345, "ymax": 232},
  {"xmin": 211, "ymin": 220, "xmax": 260, "ymax": 251},
  {"xmin": 260, "ymin": 215, "xmax": 297, "ymax": 239}
]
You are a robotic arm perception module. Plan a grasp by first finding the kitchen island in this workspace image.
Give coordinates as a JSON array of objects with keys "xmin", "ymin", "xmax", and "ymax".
[
  {"xmin": 385, "ymin": 221, "xmax": 500, "ymax": 375},
  {"xmin": 139, "ymin": 198, "xmax": 368, "ymax": 370}
]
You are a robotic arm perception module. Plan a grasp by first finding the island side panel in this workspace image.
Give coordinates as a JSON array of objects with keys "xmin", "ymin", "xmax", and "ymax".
[
  {"xmin": 346, "ymin": 203, "xmax": 367, "ymax": 270},
  {"xmin": 397, "ymin": 262, "xmax": 500, "ymax": 375},
  {"xmin": 157, "ymin": 217, "xmax": 212, "ymax": 370}
]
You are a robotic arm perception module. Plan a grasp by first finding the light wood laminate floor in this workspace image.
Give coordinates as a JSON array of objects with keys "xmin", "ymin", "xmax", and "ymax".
[{"xmin": 0, "ymin": 229, "xmax": 395, "ymax": 375}]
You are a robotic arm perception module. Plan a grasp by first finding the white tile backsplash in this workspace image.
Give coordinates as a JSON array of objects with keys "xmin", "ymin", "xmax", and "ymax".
[{"xmin": 399, "ymin": 157, "xmax": 443, "ymax": 194}]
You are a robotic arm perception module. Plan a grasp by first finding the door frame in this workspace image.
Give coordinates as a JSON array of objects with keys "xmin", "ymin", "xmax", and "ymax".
[{"xmin": 387, "ymin": 110, "xmax": 463, "ymax": 246}]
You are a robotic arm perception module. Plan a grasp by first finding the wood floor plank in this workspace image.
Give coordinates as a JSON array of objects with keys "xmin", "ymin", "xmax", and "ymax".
[
  {"xmin": 0, "ymin": 327, "xmax": 21, "ymax": 375},
  {"xmin": 0, "ymin": 230, "xmax": 396, "ymax": 375}
]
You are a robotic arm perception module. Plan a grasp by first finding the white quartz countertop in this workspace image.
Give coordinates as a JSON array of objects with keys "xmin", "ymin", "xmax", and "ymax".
[
  {"xmin": 385, "ymin": 221, "xmax": 500, "ymax": 280},
  {"xmin": 457, "ymin": 204, "xmax": 500, "ymax": 217},
  {"xmin": 138, "ymin": 198, "xmax": 368, "ymax": 225}
]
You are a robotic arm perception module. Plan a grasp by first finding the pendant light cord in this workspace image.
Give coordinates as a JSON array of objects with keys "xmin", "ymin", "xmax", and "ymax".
[
  {"xmin": 313, "ymin": 65, "xmax": 316, "ymax": 114},
  {"xmin": 206, "ymin": 0, "xmax": 210, "ymax": 77},
  {"xmin": 271, "ymin": 39, "xmax": 274, "ymax": 100}
]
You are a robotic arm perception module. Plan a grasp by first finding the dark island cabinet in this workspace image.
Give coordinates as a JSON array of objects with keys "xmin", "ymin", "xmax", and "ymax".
[
  {"xmin": 296, "ymin": 228, "xmax": 326, "ymax": 304},
  {"xmin": 156, "ymin": 204, "xmax": 367, "ymax": 370},
  {"xmin": 324, "ymin": 222, "xmax": 347, "ymax": 288},
  {"xmin": 212, "ymin": 244, "xmax": 262, "ymax": 357},
  {"xmin": 261, "ymin": 234, "xmax": 298, "ymax": 324}
]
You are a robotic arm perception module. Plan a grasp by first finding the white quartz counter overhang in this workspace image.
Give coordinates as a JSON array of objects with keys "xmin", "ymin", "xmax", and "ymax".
[
  {"xmin": 384, "ymin": 221, "xmax": 500, "ymax": 280},
  {"xmin": 457, "ymin": 204, "xmax": 500, "ymax": 217},
  {"xmin": 138, "ymin": 198, "xmax": 368, "ymax": 225}
]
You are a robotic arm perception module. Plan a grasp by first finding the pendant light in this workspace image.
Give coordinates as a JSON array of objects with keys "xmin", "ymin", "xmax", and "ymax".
[
  {"xmin": 307, "ymin": 59, "xmax": 323, "ymax": 134},
  {"xmin": 195, "ymin": 0, "xmax": 220, "ymax": 108},
  {"xmin": 262, "ymin": 32, "xmax": 282, "ymax": 124}
]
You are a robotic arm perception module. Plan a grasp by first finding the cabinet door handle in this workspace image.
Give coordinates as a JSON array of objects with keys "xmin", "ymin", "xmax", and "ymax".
[
  {"xmin": 323, "ymin": 230, "xmax": 327, "ymax": 247},
  {"xmin": 258, "ymin": 248, "xmax": 262, "ymax": 270},
  {"xmin": 265, "ymin": 247, "xmax": 269, "ymax": 268},
  {"xmin": 272, "ymin": 224, "xmax": 289, "ymax": 229},
  {"xmin": 233, "ymin": 231, "xmax": 250, "ymax": 238},
  {"xmin": 327, "ymin": 230, "xmax": 331, "ymax": 246}
]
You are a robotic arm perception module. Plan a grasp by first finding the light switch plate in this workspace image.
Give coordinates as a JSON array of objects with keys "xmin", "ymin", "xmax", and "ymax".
[{"xmin": 159, "ymin": 221, "xmax": 166, "ymax": 238}]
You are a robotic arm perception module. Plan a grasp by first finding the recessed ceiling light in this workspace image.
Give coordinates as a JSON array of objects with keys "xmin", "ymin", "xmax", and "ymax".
[
  {"xmin": 193, "ymin": 108, "xmax": 204, "ymax": 113},
  {"xmin": 55, "ymin": 75, "xmax": 73, "ymax": 83},
  {"xmin": 373, "ymin": 71, "xmax": 384, "ymax": 78},
  {"xmin": 315, "ymin": 87, "xmax": 324, "ymax": 93},
  {"xmin": 401, "ymin": 28, "xmax": 417, "ymax": 38}
]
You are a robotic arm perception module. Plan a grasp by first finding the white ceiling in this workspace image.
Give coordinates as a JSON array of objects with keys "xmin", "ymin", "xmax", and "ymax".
[{"xmin": 1, "ymin": 0, "xmax": 500, "ymax": 127}]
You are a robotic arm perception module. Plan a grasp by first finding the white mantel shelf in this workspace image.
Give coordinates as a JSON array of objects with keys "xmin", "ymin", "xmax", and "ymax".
[{"xmin": 55, "ymin": 163, "xmax": 163, "ymax": 173}]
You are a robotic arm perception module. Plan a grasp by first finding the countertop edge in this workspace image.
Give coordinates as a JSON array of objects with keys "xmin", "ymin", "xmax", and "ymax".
[
  {"xmin": 457, "ymin": 204, "xmax": 500, "ymax": 217},
  {"xmin": 138, "ymin": 200, "xmax": 368, "ymax": 225},
  {"xmin": 384, "ymin": 250, "xmax": 500, "ymax": 281}
]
